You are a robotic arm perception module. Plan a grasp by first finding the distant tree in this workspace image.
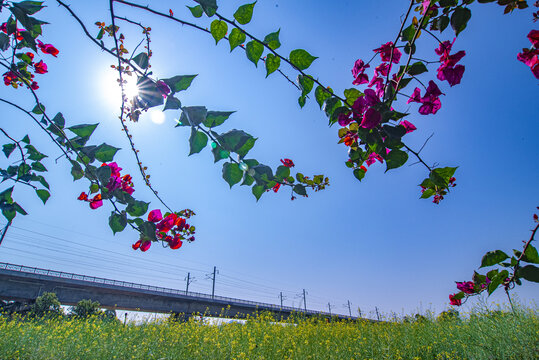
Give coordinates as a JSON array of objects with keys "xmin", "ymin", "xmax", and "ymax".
[
  {"xmin": 70, "ymin": 299, "xmax": 101, "ymax": 318},
  {"xmin": 437, "ymin": 308, "xmax": 460, "ymax": 322},
  {"xmin": 30, "ymin": 292, "xmax": 63, "ymax": 318}
]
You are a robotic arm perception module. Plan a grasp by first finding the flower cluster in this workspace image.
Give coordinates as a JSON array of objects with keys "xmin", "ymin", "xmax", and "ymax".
[
  {"xmin": 517, "ymin": 30, "xmax": 539, "ymax": 79},
  {"xmin": 132, "ymin": 209, "xmax": 195, "ymax": 252},
  {"xmin": 407, "ymin": 81, "xmax": 443, "ymax": 115},
  {"xmin": 421, "ymin": 176, "xmax": 456, "ymax": 204},
  {"xmin": 435, "ymin": 39, "xmax": 466, "ymax": 87}
]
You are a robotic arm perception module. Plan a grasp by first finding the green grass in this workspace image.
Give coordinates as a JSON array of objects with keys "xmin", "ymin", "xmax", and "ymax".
[{"xmin": 0, "ymin": 308, "xmax": 537, "ymax": 359}]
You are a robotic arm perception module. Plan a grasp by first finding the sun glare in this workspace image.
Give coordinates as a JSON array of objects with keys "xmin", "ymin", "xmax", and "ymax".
[
  {"xmin": 124, "ymin": 78, "xmax": 139, "ymax": 98},
  {"xmin": 149, "ymin": 110, "xmax": 165, "ymax": 124}
]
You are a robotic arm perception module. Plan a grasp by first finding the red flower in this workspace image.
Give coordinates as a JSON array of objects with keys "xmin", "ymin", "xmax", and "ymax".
[
  {"xmin": 89, "ymin": 193, "xmax": 102, "ymax": 209},
  {"xmin": 77, "ymin": 192, "xmax": 88, "ymax": 201},
  {"xmin": 169, "ymin": 9, "xmax": 174, "ymax": 16},
  {"xmin": 132, "ymin": 240, "xmax": 142, "ymax": 250},
  {"xmin": 30, "ymin": 81, "xmax": 39, "ymax": 90},
  {"xmin": 272, "ymin": 183, "xmax": 281, "ymax": 193},
  {"xmin": 169, "ymin": 235, "xmax": 183, "ymax": 250},
  {"xmin": 280, "ymin": 158, "xmax": 295, "ymax": 168},
  {"xmin": 148, "ymin": 209, "xmax": 163, "ymax": 223},
  {"xmin": 36, "ymin": 40, "xmax": 59, "ymax": 57},
  {"xmin": 140, "ymin": 241, "xmax": 151, "ymax": 252},
  {"xmin": 449, "ymin": 293, "xmax": 462, "ymax": 306},
  {"xmin": 175, "ymin": 217, "xmax": 186, "ymax": 228},
  {"xmin": 34, "ymin": 60, "xmax": 48, "ymax": 74}
]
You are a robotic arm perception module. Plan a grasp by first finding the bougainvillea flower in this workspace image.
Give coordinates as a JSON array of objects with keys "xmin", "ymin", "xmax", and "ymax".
[
  {"xmin": 368, "ymin": 76, "xmax": 385, "ymax": 98},
  {"xmin": 449, "ymin": 293, "xmax": 462, "ymax": 306},
  {"xmin": 30, "ymin": 81, "xmax": 39, "ymax": 90},
  {"xmin": 169, "ymin": 236, "xmax": 183, "ymax": 250},
  {"xmin": 360, "ymin": 107, "xmax": 382, "ymax": 130},
  {"xmin": 374, "ymin": 63, "xmax": 391, "ymax": 78},
  {"xmin": 456, "ymin": 281, "xmax": 475, "ymax": 294},
  {"xmin": 272, "ymin": 183, "xmax": 281, "ymax": 193},
  {"xmin": 157, "ymin": 213, "xmax": 177, "ymax": 233},
  {"xmin": 337, "ymin": 112, "xmax": 353, "ymax": 127},
  {"xmin": 421, "ymin": 0, "xmax": 439, "ymax": 15},
  {"xmin": 77, "ymin": 192, "xmax": 88, "ymax": 201},
  {"xmin": 36, "ymin": 40, "xmax": 59, "ymax": 57},
  {"xmin": 25, "ymin": 52, "xmax": 34, "ymax": 61},
  {"xmin": 34, "ymin": 60, "xmax": 48, "ymax": 74},
  {"xmin": 438, "ymin": 64, "xmax": 465, "ymax": 87},
  {"xmin": 132, "ymin": 240, "xmax": 142, "ymax": 250},
  {"xmin": 280, "ymin": 158, "xmax": 295, "ymax": 168},
  {"xmin": 175, "ymin": 216, "xmax": 186, "ymax": 228},
  {"xmin": 148, "ymin": 209, "xmax": 163, "ymax": 223},
  {"xmin": 419, "ymin": 97, "xmax": 441, "ymax": 115},
  {"xmin": 140, "ymin": 241, "xmax": 151, "ymax": 252},
  {"xmin": 363, "ymin": 89, "xmax": 380, "ymax": 106},
  {"xmin": 424, "ymin": 80, "xmax": 442, "ymax": 98},
  {"xmin": 106, "ymin": 176, "xmax": 122, "ymax": 192},
  {"xmin": 435, "ymin": 39, "xmax": 455, "ymax": 57},
  {"xmin": 528, "ymin": 29, "xmax": 539, "ymax": 48},
  {"xmin": 360, "ymin": 165, "xmax": 367, "ymax": 173},
  {"xmin": 400, "ymin": 120, "xmax": 417, "ymax": 134},
  {"xmin": 442, "ymin": 50, "xmax": 466, "ymax": 68},
  {"xmin": 407, "ymin": 87, "xmax": 422, "ymax": 104},
  {"xmin": 365, "ymin": 152, "xmax": 383, "ymax": 166},
  {"xmin": 169, "ymin": 9, "xmax": 174, "ymax": 16},
  {"xmin": 156, "ymin": 80, "xmax": 171, "ymax": 97},
  {"xmin": 0, "ymin": 23, "xmax": 6, "ymax": 33},
  {"xmin": 106, "ymin": 162, "xmax": 122, "ymax": 177},
  {"xmin": 374, "ymin": 42, "xmax": 401, "ymax": 64},
  {"xmin": 89, "ymin": 198, "xmax": 103, "ymax": 209},
  {"xmin": 351, "ymin": 59, "xmax": 370, "ymax": 85}
]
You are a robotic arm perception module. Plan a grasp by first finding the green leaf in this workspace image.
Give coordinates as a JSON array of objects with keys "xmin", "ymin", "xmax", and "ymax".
[
  {"xmin": 323, "ymin": 97, "xmax": 341, "ymax": 120},
  {"xmin": 194, "ymin": 0, "xmax": 217, "ymax": 17},
  {"xmin": 132, "ymin": 52, "xmax": 149, "ymax": 69},
  {"xmin": 51, "ymin": 112, "xmax": 65, "ymax": 128},
  {"xmin": 298, "ymin": 95, "xmax": 306, "ymax": 108},
  {"xmin": 13, "ymin": 202, "xmax": 27, "ymax": 215},
  {"xmin": 343, "ymin": 88, "xmax": 362, "ymax": 105},
  {"xmin": 31, "ymin": 161, "xmax": 46, "ymax": 172},
  {"xmin": 21, "ymin": 135, "xmax": 30, "ymax": 145},
  {"xmin": 203, "ymin": 111, "xmax": 235, "ymax": 128},
  {"xmin": 179, "ymin": 106, "xmax": 207, "ymax": 127},
  {"xmin": 17, "ymin": 163, "xmax": 30, "ymax": 179},
  {"xmin": 94, "ymin": 143, "xmax": 120, "ymax": 163},
  {"xmin": 252, "ymin": 164, "xmax": 273, "ymax": 184},
  {"xmin": 126, "ymin": 200, "xmax": 149, "ymax": 217},
  {"xmin": 450, "ymin": 7, "xmax": 471, "ymax": 36},
  {"xmin": 139, "ymin": 221, "xmax": 157, "ymax": 241},
  {"xmin": 2, "ymin": 205, "xmax": 16, "ymax": 222},
  {"xmin": 275, "ymin": 165, "xmax": 290, "ymax": 180},
  {"xmin": 234, "ymin": 2, "xmax": 256, "ymax": 25},
  {"xmin": 211, "ymin": 144, "xmax": 230, "ymax": 162},
  {"xmin": 109, "ymin": 212, "xmax": 127, "ymax": 234},
  {"xmin": 480, "ymin": 250, "xmax": 509, "ymax": 268},
  {"xmin": 298, "ymin": 74, "xmax": 314, "ymax": 97},
  {"xmin": 420, "ymin": 188, "xmax": 435, "ymax": 199},
  {"xmin": 265, "ymin": 53, "xmax": 280, "ymax": 77},
  {"xmin": 67, "ymin": 124, "xmax": 98, "ymax": 138},
  {"xmin": 429, "ymin": 167, "xmax": 457, "ymax": 187},
  {"xmin": 252, "ymin": 185, "xmax": 264, "ymax": 201},
  {"xmin": 222, "ymin": 162, "xmax": 242, "ymax": 188},
  {"xmin": 293, "ymin": 184, "xmax": 307, "ymax": 196},
  {"xmin": 35, "ymin": 189, "xmax": 49, "ymax": 204},
  {"xmin": 315, "ymin": 86, "xmax": 332, "ymax": 109},
  {"xmin": 289, "ymin": 49, "xmax": 317, "ymax": 70},
  {"xmin": 0, "ymin": 33, "xmax": 10, "ymax": 52},
  {"xmin": 162, "ymin": 75, "xmax": 197, "ymax": 94},
  {"xmin": 186, "ymin": 5, "xmax": 203, "ymax": 18},
  {"xmin": 0, "ymin": 187, "xmax": 14, "ymax": 204},
  {"xmin": 35, "ymin": 175, "xmax": 49, "ymax": 189},
  {"xmin": 407, "ymin": 62, "xmax": 428, "ymax": 76},
  {"xmin": 12, "ymin": 2, "xmax": 45, "ymax": 15},
  {"xmin": 385, "ymin": 149, "xmax": 408, "ymax": 171},
  {"xmin": 400, "ymin": 24, "xmax": 415, "ymax": 43},
  {"xmin": 2, "ymin": 144, "xmax": 16, "ymax": 158},
  {"xmin": 217, "ymin": 130, "xmax": 254, "ymax": 154},
  {"xmin": 70, "ymin": 160, "xmax": 84, "ymax": 181},
  {"xmin": 189, "ymin": 128, "xmax": 208, "ymax": 155},
  {"xmin": 523, "ymin": 245, "xmax": 539, "ymax": 264},
  {"xmin": 96, "ymin": 28, "xmax": 104, "ymax": 40},
  {"xmin": 210, "ymin": 19, "xmax": 227, "ymax": 44},
  {"xmin": 353, "ymin": 167, "xmax": 366, "ymax": 181},
  {"xmin": 229, "ymin": 28, "xmax": 246, "ymax": 51},
  {"xmin": 488, "ymin": 270, "xmax": 509, "ymax": 295},
  {"xmin": 518, "ymin": 265, "xmax": 539, "ymax": 283},
  {"xmin": 246, "ymin": 40, "xmax": 264, "ymax": 66},
  {"xmin": 164, "ymin": 96, "xmax": 182, "ymax": 111},
  {"xmin": 235, "ymin": 137, "xmax": 256, "ymax": 158},
  {"xmin": 263, "ymin": 29, "xmax": 280, "ymax": 50},
  {"xmin": 96, "ymin": 164, "xmax": 111, "ymax": 186},
  {"xmin": 32, "ymin": 104, "xmax": 45, "ymax": 114}
]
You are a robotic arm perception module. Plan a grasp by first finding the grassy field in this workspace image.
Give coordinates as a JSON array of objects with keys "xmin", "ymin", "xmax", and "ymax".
[{"xmin": 0, "ymin": 309, "xmax": 537, "ymax": 359}]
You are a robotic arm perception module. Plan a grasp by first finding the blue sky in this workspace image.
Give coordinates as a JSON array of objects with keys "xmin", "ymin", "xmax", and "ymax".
[{"xmin": 0, "ymin": 0, "xmax": 538, "ymax": 317}]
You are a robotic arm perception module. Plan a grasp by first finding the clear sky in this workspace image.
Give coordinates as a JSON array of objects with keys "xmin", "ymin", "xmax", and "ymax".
[{"xmin": 0, "ymin": 0, "xmax": 538, "ymax": 318}]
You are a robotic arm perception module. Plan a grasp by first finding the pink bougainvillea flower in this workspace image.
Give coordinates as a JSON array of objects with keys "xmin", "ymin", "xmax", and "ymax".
[
  {"xmin": 424, "ymin": 80, "xmax": 442, "ymax": 98},
  {"xmin": 456, "ymin": 281, "xmax": 475, "ymax": 294},
  {"xmin": 272, "ymin": 183, "xmax": 281, "ymax": 193},
  {"xmin": 156, "ymin": 80, "xmax": 171, "ymax": 97},
  {"xmin": 363, "ymin": 89, "xmax": 380, "ymax": 106},
  {"xmin": 407, "ymin": 87, "xmax": 422, "ymax": 104},
  {"xmin": 416, "ymin": 81, "xmax": 443, "ymax": 115},
  {"xmin": 157, "ymin": 213, "xmax": 177, "ymax": 233},
  {"xmin": 89, "ymin": 194, "xmax": 103, "ymax": 209},
  {"xmin": 435, "ymin": 39, "xmax": 455, "ymax": 57},
  {"xmin": 436, "ymin": 40, "xmax": 466, "ymax": 86},
  {"xmin": 34, "ymin": 60, "xmax": 48, "ymax": 74},
  {"xmin": 449, "ymin": 293, "xmax": 462, "ymax": 306},
  {"xmin": 439, "ymin": 64, "xmax": 465, "ymax": 87},
  {"xmin": 122, "ymin": 184, "xmax": 135, "ymax": 195},
  {"xmin": 374, "ymin": 62, "xmax": 391, "ymax": 78},
  {"xmin": 36, "ymin": 39, "xmax": 59, "ymax": 57},
  {"xmin": 175, "ymin": 216, "xmax": 186, "ymax": 228},
  {"xmin": 374, "ymin": 42, "xmax": 401, "ymax": 64},
  {"xmin": 421, "ymin": 0, "xmax": 439, "ymax": 15},
  {"xmin": 400, "ymin": 120, "xmax": 417, "ymax": 134},
  {"xmin": 528, "ymin": 29, "xmax": 539, "ymax": 48},
  {"xmin": 3, "ymin": 71, "xmax": 17, "ymax": 86},
  {"xmin": 106, "ymin": 176, "xmax": 122, "ymax": 192},
  {"xmin": 148, "ymin": 209, "xmax": 163, "ymax": 223},
  {"xmin": 169, "ymin": 236, "xmax": 183, "ymax": 250},
  {"xmin": 365, "ymin": 152, "xmax": 383, "ymax": 166},
  {"xmin": 140, "ymin": 241, "xmax": 151, "ymax": 252},
  {"xmin": 132, "ymin": 240, "xmax": 142, "ymax": 250},
  {"xmin": 360, "ymin": 107, "xmax": 382, "ymax": 130},
  {"xmin": 368, "ymin": 76, "xmax": 385, "ymax": 98},
  {"xmin": 106, "ymin": 162, "xmax": 122, "ymax": 177},
  {"xmin": 351, "ymin": 59, "xmax": 370, "ymax": 85},
  {"xmin": 30, "ymin": 81, "xmax": 39, "ymax": 90},
  {"xmin": 280, "ymin": 158, "xmax": 295, "ymax": 168},
  {"xmin": 0, "ymin": 23, "xmax": 6, "ymax": 33},
  {"xmin": 337, "ymin": 112, "xmax": 353, "ymax": 127}
]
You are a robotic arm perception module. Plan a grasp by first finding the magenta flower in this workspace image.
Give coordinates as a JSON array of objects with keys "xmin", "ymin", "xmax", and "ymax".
[
  {"xmin": 436, "ymin": 40, "xmax": 466, "ymax": 87},
  {"xmin": 140, "ymin": 241, "xmax": 151, "ymax": 252},
  {"xmin": 352, "ymin": 59, "xmax": 370, "ymax": 85},
  {"xmin": 399, "ymin": 120, "xmax": 417, "ymax": 134},
  {"xmin": 105, "ymin": 162, "xmax": 122, "ymax": 177},
  {"xmin": 421, "ymin": 0, "xmax": 439, "ymax": 15},
  {"xmin": 34, "ymin": 60, "xmax": 48, "ymax": 74},
  {"xmin": 438, "ymin": 64, "xmax": 465, "ymax": 87},
  {"xmin": 374, "ymin": 63, "xmax": 391, "ymax": 78},
  {"xmin": 435, "ymin": 39, "xmax": 455, "ymax": 57},
  {"xmin": 365, "ymin": 152, "xmax": 383, "ymax": 166},
  {"xmin": 156, "ymin": 80, "xmax": 171, "ymax": 97},
  {"xmin": 456, "ymin": 281, "xmax": 475, "ymax": 294},
  {"xmin": 374, "ymin": 42, "xmax": 401, "ymax": 64},
  {"xmin": 106, "ymin": 176, "xmax": 122, "ymax": 192},
  {"xmin": 528, "ymin": 29, "xmax": 539, "ymax": 48},
  {"xmin": 408, "ymin": 81, "xmax": 443, "ymax": 115},
  {"xmin": 407, "ymin": 87, "xmax": 422, "ymax": 104},
  {"xmin": 148, "ymin": 209, "xmax": 163, "ymax": 223},
  {"xmin": 337, "ymin": 112, "xmax": 353, "ymax": 127},
  {"xmin": 360, "ymin": 107, "xmax": 382, "ymax": 130}
]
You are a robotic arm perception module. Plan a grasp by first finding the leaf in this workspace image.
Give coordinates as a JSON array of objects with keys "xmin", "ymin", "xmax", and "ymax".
[
  {"xmin": 289, "ymin": 49, "xmax": 317, "ymax": 70},
  {"xmin": 126, "ymin": 200, "xmax": 149, "ymax": 217},
  {"xmin": 70, "ymin": 160, "xmax": 84, "ymax": 181},
  {"xmin": 523, "ymin": 245, "xmax": 539, "ymax": 264},
  {"xmin": 178, "ymin": 106, "xmax": 207, "ymax": 127},
  {"xmin": 298, "ymin": 74, "xmax": 314, "ymax": 97},
  {"xmin": 229, "ymin": 28, "xmax": 246, "ymax": 51},
  {"xmin": 161, "ymin": 75, "xmax": 197, "ymax": 94},
  {"xmin": 35, "ymin": 189, "xmax": 50, "ymax": 204},
  {"xmin": 385, "ymin": 149, "xmax": 408, "ymax": 171},
  {"xmin": 203, "ymin": 111, "xmax": 235, "ymax": 128},
  {"xmin": 420, "ymin": 188, "xmax": 435, "ymax": 199},
  {"xmin": 488, "ymin": 270, "xmax": 508, "ymax": 295},
  {"xmin": 518, "ymin": 265, "xmax": 539, "ymax": 283},
  {"xmin": 222, "ymin": 162, "xmax": 242, "ymax": 188},
  {"xmin": 31, "ymin": 161, "xmax": 46, "ymax": 172},
  {"xmin": 234, "ymin": 2, "xmax": 256, "ymax": 25},
  {"xmin": 51, "ymin": 112, "xmax": 65, "ymax": 128},
  {"xmin": 17, "ymin": 163, "xmax": 31, "ymax": 179},
  {"xmin": 263, "ymin": 29, "xmax": 281, "ymax": 50},
  {"xmin": 450, "ymin": 7, "xmax": 471, "ymax": 36},
  {"xmin": 13, "ymin": 202, "xmax": 27, "ymax": 215},
  {"xmin": 1, "ymin": 205, "xmax": 16, "ymax": 222},
  {"xmin": 189, "ymin": 128, "xmax": 208, "ymax": 155},
  {"xmin": 344, "ymin": 88, "xmax": 362, "ymax": 105},
  {"xmin": 480, "ymin": 250, "xmax": 509, "ymax": 268},
  {"xmin": 293, "ymin": 184, "xmax": 307, "ymax": 196},
  {"xmin": 139, "ymin": 221, "xmax": 157, "ymax": 241},
  {"xmin": 275, "ymin": 165, "xmax": 290, "ymax": 180},
  {"xmin": 429, "ymin": 167, "xmax": 458, "ymax": 187},
  {"xmin": 265, "ymin": 53, "xmax": 280, "ymax": 77},
  {"xmin": 252, "ymin": 185, "xmax": 264, "ymax": 201},
  {"xmin": 400, "ymin": 24, "xmax": 415, "ymax": 42},
  {"xmin": 67, "ymin": 124, "xmax": 98, "ymax": 138},
  {"xmin": 217, "ymin": 129, "xmax": 254, "ymax": 154},
  {"xmin": 235, "ymin": 137, "xmax": 256, "ymax": 158},
  {"xmin": 137, "ymin": 77, "xmax": 163, "ymax": 108},
  {"xmin": 94, "ymin": 143, "xmax": 120, "ymax": 163},
  {"xmin": 0, "ymin": 33, "xmax": 10, "ymax": 52},
  {"xmin": 132, "ymin": 52, "xmax": 149, "ymax": 69},
  {"xmin": 96, "ymin": 164, "xmax": 111, "ymax": 186},
  {"xmin": 12, "ymin": 2, "xmax": 45, "ymax": 15},
  {"xmin": 407, "ymin": 62, "xmax": 428, "ymax": 76},
  {"xmin": 2, "ymin": 144, "xmax": 16, "ymax": 158},
  {"xmin": 109, "ymin": 212, "xmax": 127, "ymax": 234},
  {"xmin": 315, "ymin": 86, "xmax": 332, "ymax": 109},
  {"xmin": 32, "ymin": 104, "xmax": 45, "ymax": 114},
  {"xmin": 246, "ymin": 40, "xmax": 264, "ymax": 66},
  {"xmin": 323, "ymin": 97, "xmax": 341, "ymax": 120},
  {"xmin": 186, "ymin": 5, "xmax": 203, "ymax": 18},
  {"xmin": 194, "ymin": 0, "xmax": 217, "ymax": 17},
  {"xmin": 353, "ymin": 167, "xmax": 366, "ymax": 181},
  {"xmin": 298, "ymin": 95, "xmax": 306, "ymax": 108},
  {"xmin": 211, "ymin": 144, "xmax": 230, "ymax": 162},
  {"xmin": 0, "ymin": 187, "xmax": 14, "ymax": 203},
  {"xmin": 210, "ymin": 19, "xmax": 227, "ymax": 44},
  {"xmin": 164, "ymin": 96, "xmax": 182, "ymax": 111}
]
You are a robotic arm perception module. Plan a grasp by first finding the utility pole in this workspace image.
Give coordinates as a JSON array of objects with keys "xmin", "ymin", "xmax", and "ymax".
[
  {"xmin": 327, "ymin": 302, "xmax": 332, "ymax": 316},
  {"xmin": 211, "ymin": 266, "xmax": 217, "ymax": 299},
  {"xmin": 302, "ymin": 289, "xmax": 307, "ymax": 312},
  {"xmin": 185, "ymin": 272, "xmax": 195, "ymax": 294},
  {"xmin": 279, "ymin": 292, "xmax": 286, "ymax": 309},
  {"xmin": 346, "ymin": 300, "xmax": 352, "ymax": 317},
  {"xmin": 375, "ymin": 306, "xmax": 380, "ymax": 321}
]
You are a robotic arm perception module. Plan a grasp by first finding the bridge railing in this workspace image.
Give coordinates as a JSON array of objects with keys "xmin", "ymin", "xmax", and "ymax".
[{"xmin": 0, "ymin": 262, "xmax": 344, "ymax": 318}]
